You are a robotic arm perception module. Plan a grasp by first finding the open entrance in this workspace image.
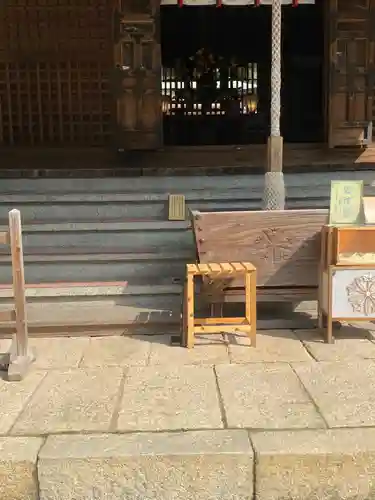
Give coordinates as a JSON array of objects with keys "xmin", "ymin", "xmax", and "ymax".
[{"xmin": 160, "ymin": 2, "xmax": 324, "ymax": 146}]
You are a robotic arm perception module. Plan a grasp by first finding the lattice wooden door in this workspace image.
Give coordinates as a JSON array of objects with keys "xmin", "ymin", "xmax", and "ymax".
[
  {"xmin": 113, "ymin": 0, "xmax": 162, "ymax": 150},
  {"xmin": 328, "ymin": 0, "xmax": 375, "ymax": 147},
  {"xmin": 0, "ymin": 0, "xmax": 113, "ymax": 146}
]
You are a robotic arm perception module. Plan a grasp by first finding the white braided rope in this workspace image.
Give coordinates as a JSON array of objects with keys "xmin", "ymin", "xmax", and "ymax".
[
  {"xmin": 263, "ymin": 0, "xmax": 285, "ymax": 210},
  {"xmin": 270, "ymin": 0, "xmax": 282, "ymax": 137},
  {"xmin": 263, "ymin": 171, "xmax": 285, "ymax": 210}
]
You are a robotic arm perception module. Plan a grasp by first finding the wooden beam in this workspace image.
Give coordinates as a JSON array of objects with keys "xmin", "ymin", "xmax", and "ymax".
[
  {"xmin": 0, "ymin": 309, "xmax": 15, "ymax": 322},
  {"xmin": 194, "ymin": 325, "xmax": 252, "ymax": 334},
  {"xmin": 267, "ymin": 135, "xmax": 283, "ymax": 172},
  {"xmin": 194, "ymin": 317, "xmax": 248, "ymax": 325}
]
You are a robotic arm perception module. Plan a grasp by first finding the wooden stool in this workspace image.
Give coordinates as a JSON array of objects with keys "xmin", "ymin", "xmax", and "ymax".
[{"xmin": 182, "ymin": 262, "xmax": 257, "ymax": 348}]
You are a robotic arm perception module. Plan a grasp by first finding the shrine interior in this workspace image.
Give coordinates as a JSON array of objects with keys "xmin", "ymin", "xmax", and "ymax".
[{"xmin": 160, "ymin": 2, "xmax": 325, "ymax": 146}]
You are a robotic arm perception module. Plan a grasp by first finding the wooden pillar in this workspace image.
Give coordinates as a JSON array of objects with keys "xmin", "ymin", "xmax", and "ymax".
[{"xmin": 267, "ymin": 135, "xmax": 283, "ymax": 173}]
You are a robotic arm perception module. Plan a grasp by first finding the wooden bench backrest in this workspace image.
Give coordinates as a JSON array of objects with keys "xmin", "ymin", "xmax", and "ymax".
[{"xmin": 191, "ymin": 209, "xmax": 328, "ymax": 288}]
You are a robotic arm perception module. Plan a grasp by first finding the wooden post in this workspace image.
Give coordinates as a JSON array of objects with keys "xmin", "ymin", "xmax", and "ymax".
[
  {"xmin": 7, "ymin": 209, "xmax": 34, "ymax": 381},
  {"xmin": 186, "ymin": 272, "xmax": 195, "ymax": 349},
  {"xmin": 267, "ymin": 136, "xmax": 283, "ymax": 173}
]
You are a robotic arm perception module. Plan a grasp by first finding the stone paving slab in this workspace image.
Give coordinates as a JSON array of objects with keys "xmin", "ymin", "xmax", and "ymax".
[
  {"xmin": 0, "ymin": 345, "xmax": 9, "ymax": 368},
  {"xmin": 252, "ymin": 428, "xmax": 375, "ymax": 500},
  {"xmin": 216, "ymin": 363, "xmax": 325, "ymax": 429},
  {"xmin": 117, "ymin": 365, "xmax": 223, "ymax": 431},
  {"xmin": 38, "ymin": 430, "xmax": 253, "ymax": 500},
  {"xmin": 349, "ymin": 321, "xmax": 375, "ymax": 335},
  {"xmin": 297, "ymin": 327, "xmax": 375, "ymax": 362},
  {"xmin": 80, "ymin": 336, "xmax": 150, "ymax": 367},
  {"xmin": 11, "ymin": 368, "xmax": 124, "ymax": 435},
  {"xmin": 0, "ymin": 371, "xmax": 46, "ymax": 435},
  {"xmin": 294, "ymin": 360, "xmax": 375, "ymax": 428},
  {"xmin": 0, "ymin": 436, "xmax": 43, "ymax": 500},
  {"xmin": 149, "ymin": 334, "xmax": 230, "ymax": 366},
  {"xmin": 30, "ymin": 337, "xmax": 89, "ymax": 369},
  {"xmin": 226, "ymin": 330, "xmax": 312, "ymax": 363}
]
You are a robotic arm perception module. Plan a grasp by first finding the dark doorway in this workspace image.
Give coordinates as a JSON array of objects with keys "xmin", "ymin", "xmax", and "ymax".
[
  {"xmin": 281, "ymin": 2, "xmax": 325, "ymax": 143},
  {"xmin": 160, "ymin": 2, "xmax": 324, "ymax": 146}
]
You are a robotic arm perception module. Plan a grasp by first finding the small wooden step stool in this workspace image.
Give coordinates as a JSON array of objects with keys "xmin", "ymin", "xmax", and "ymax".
[{"xmin": 182, "ymin": 262, "xmax": 257, "ymax": 348}]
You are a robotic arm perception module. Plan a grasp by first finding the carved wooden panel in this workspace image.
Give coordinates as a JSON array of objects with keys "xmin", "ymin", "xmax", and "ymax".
[
  {"xmin": 192, "ymin": 209, "xmax": 328, "ymax": 288},
  {"xmin": 331, "ymin": 268, "xmax": 375, "ymax": 318},
  {"xmin": 113, "ymin": 0, "xmax": 162, "ymax": 150},
  {"xmin": 328, "ymin": 0, "xmax": 375, "ymax": 147},
  {"xmin": 0, "ymin": 0, "xmax": 113, "ymax": 146}
]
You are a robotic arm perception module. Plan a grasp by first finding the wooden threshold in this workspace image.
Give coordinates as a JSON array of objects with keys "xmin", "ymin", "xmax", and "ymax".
[{"xmin": 0, "ymin": 144, "xmax": 374, "ymax": 177}]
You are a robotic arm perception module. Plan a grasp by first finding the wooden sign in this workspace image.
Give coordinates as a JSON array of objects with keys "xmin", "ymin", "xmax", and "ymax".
[
  {"xmin": 168, "ymin": 194, "xmax": 186, "ymax": 221},
  {"xmin": 329, "ymin": 180, "xmax": 363, "ymax": 225},
  {"xmin": 363, "ymin": 197, "xmax": 375, "ymax": 224}
]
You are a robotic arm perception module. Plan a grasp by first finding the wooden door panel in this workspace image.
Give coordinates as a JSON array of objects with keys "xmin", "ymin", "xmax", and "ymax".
[
  {"xmin": 113, "ymin": 0, "xmax": 162, "ymax": 150},
  {"xmin": 336, "ymin": 0, "xmax": 370, "ymax": 15},
  {"xmin": 0, "ymin": 0, "xmax": 113, "ymax": 147},
  {"xmin": 328, "ymin": 0, "xmax": 375, "ymax": 147}
]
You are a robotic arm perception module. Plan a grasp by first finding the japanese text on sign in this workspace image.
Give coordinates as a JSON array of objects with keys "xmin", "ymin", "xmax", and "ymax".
[{"xmin": 329, "ymin": 180, "xmax": 363, "ymax": 225}]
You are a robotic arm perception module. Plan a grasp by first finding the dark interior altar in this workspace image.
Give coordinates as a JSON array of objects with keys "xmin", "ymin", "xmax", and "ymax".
[{"xmin": 160, "ymin": 4, "xmax": 324, "ymax": 146}]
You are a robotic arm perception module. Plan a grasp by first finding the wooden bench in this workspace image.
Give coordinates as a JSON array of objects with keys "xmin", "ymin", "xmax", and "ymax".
[
  {"xmin": 190, "ymin": 209, "xmax": 328, "ymax": 306},
  {"xmin": 0, "ymin": 209, "xmax": 34, "ymax": 381}
]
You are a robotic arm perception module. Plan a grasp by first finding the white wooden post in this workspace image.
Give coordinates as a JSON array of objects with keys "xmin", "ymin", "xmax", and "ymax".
[
  {"xmin": 263, "ymin": 0, "xmax": 285, "ymax": 210},
  {"xmin": 7, "ymin": 209, "xmax": 34, "ymax": 381}
]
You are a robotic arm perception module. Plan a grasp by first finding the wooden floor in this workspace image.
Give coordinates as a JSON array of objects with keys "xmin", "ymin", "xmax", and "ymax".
[{"xmin": 0, "ymin": 144, "xmax": 374, "ymax": 175}]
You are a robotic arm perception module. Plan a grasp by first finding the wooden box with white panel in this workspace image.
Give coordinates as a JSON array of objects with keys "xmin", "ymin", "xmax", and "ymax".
[{"xmin": 319, "ymin": 225, "xmax": 375, "ymax": 343}]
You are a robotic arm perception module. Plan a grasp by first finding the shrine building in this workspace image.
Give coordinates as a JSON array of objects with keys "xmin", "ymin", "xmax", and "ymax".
[{"xmin": 0, "ymin": 0, "xmax": 373, "ymax": 164}]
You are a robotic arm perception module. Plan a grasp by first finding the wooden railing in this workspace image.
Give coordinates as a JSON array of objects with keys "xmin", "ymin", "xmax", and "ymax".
[{"xmin": 0, "ymin": 209, "xmax": 34, "ymax": 381}]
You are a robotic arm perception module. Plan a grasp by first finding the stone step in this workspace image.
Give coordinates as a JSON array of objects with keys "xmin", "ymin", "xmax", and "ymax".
[
  {"xmin": 0, "ymin": 189, "xmax": 331, "ymax": 223},
  {"xmin": 0, "ymin": 282, "xmax": 182, "ymax": 336},
  {"xmin": 4, "ymin": 428, "xmax": 375, "ymax": 499},
  {"xmin": 0, "ymin": 220, "xmax": 193, "ymax": 283},
  {"xmin": 0, "ymin": 169, "xmax": 374, "ymax": 194},
  {"xmin": 0, "ymin": 282, "xmax": 317, "ymax": 336},
  {"xmin": 0, "ymin": 170, "xmax": 373, "ymax": 311},
  {"xmin": 0, "ymin": 220, "xmax": 193, "ymax": 254},
  {"xmin": 0, "ymin": 250, "xmax": 192, "ymax": 284}
]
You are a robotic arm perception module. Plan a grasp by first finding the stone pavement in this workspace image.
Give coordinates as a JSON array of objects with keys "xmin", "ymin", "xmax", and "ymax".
[{"xmin": 2, "ymin": 326, "xmax": 375, "ymax": 499}]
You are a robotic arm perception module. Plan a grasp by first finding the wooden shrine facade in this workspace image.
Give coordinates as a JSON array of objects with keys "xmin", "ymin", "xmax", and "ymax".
[{"xmin": 0, "ymin": 0, "xmax": 374, "ymax": 150}]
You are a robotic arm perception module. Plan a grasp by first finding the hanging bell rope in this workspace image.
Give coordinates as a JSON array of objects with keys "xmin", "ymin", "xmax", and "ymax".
[
  {"xmin": 270, "ymin": 0, "xmax": 282, "ymax": 137},
  {"xmin": 263, "ymin": 0, "xmax": 285, "ymax": 211}
]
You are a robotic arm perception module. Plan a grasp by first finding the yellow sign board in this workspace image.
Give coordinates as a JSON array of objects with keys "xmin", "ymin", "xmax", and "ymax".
[
  {"xmin": 329, "ymin": 180, "xmax": 363, "ymax": 225},
  {"xmin": 168, "ymin": 194, "xmax": 186, "ymax": 221}
]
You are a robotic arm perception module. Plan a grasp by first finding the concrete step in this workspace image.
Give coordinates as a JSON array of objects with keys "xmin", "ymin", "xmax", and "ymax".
[
  {"xmin": 0, "ymin": 251, "xmax": 192, "ymax": 284},
  {"xmin": 0, "ymin": 171, "xmax": 374, "ymax": 225},
  {"xmin": 0, "ymin": 220, "xmax": 193, "ymax": 283},
  {"xmin": 0, "ymin": 282, "xmax": 182, "ymax": 336},
  {"xmin": 0, "ymin": 170, "xmax": 372, "ymax": 314},
  {"xmin": 1, "ymin": 169, "xmax": 374, "ymax": 194},
  {"xmin": 0, "ymin": 282, "xmax": 317, "ymax": 336},
  {"xmin": 0, "ymin": 189, "xmax": 332, "ymax": 223},
  {"xmin": 0, "ymin": 220, "xmax": 193, "ymax": 254}
]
